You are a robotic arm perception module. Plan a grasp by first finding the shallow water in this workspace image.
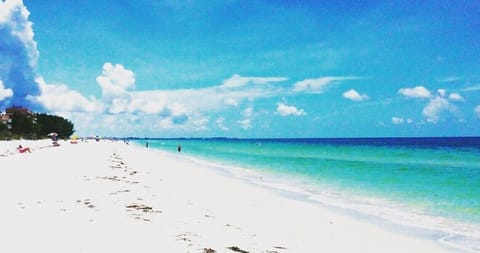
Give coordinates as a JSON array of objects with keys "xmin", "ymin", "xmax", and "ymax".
[{"xmin": 137, "ymin": 137, "xmax": 480, "ymax": 252}]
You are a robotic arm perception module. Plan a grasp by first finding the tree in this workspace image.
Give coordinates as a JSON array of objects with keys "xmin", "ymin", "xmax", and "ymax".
[
  {"xmin": 35, "ymin": 113, "xmax": 74, "ymax": 139},
  {"xmin": 11, "ymin": 114, "xmax": 35, "ymax": 137},
  {"xmin": 0, "ymin": 121, "xmax": 6, "ymax": 131},
  {"xmin": 0, "ymin": 121, "xmax": 11, "ymax": 140}
]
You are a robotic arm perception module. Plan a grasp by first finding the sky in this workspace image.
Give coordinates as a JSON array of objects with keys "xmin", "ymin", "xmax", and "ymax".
[{"xmin": 0, "ymin": 0, "xmax": 479, "ymax": 138}]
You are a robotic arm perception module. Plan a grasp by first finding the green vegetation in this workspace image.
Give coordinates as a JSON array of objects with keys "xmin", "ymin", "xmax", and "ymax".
[
  {"xmin": 11, "ymin": 114, "xmax": 36, "ymax": 137},
  {"xmin": 35, "ymin": 113, "xmax": 74, "ymax": 139},
  {"xmin": 1, "ymin": 112, "xmax": 74, "ymax": 140},
  {"xmin": 0, "ymin": 121, "xmax": 10, "ymax": 140}
]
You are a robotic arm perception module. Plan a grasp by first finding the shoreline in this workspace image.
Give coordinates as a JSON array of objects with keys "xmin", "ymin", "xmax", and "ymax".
[
  {"xmin": 146, "ymin": 143, "xmax": 480, "ymax": 253},
  {"xmin": 1, "ymin": 140, "xmax": 460, "ymax": 252}
]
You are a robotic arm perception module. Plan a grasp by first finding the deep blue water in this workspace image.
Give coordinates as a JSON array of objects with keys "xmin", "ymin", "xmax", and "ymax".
[{"xmin": 134, "ymin": 137, "xmax": 480, "ymax": 252}]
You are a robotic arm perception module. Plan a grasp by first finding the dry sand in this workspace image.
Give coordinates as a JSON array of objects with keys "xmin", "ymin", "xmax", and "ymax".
[{"xmin": 0, "ymin": 140, "xmax": 455, "ymax": 252}]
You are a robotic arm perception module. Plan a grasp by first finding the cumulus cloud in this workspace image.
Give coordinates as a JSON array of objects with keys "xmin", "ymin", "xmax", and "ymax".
[
  {"xmin": 237, "ymin": 118, "xmax": 252, "ymax": 130},
  {"xmin": 438, "ymin": 89, "xmax": 464, "ymax": 102},
  {"xmin": 437, "ymin": 89, "xmax": 447, "ymax": 97},
  {"xmin": 400, "ymin": 87, "xmax": 464, "ymax": 123},
  {"xmin": 90, "ymin": 69, "xmax": 288, "ymax": 133},
  {"xmin": 96, "ymin": 63, "xmax": 135, "ymax": 98},
  {"xmin": 243, "ymin": 106, "xmax": 254, "ymax": 118},
  {"xmin": 448, "ymin": 93, "xmax": 464, "ymax": 102},
  {"xmin": 293, "ymin": 76, "xmax": 359, "ymax": 93},
  {"xmin": 0, "ymin": 80, "xmax": 13, "ymax": 101},
  {"xmin": 191, "ymin": 116, "xmax": 209, "ymax": 130},
  {"xmin": 237, "ymin": 106, "xmax": 254, "ymax": 130},
  {"xmin": 343, "ymin": 89, "xmax": 369, "ymax": 101},
  {"xmin": 422, "ymin": 96, "xmax": 454, "ymax": 123},
  {"xmin": 216, "ymin": 117, "xmax": 228, "ymax": 131},
  {"xmin": 276, "ymin": 102, "xmax": 306, "ymax": 116},
  {"xmin": 0, "ymin": 0, "xmax": 42, "ymax": 109},
  {"xmin": 98, "ymin": 72, "xmax": 284, "ymax": 117},
  {"xmin": 398, "ymin": 86, "xmax": 431, "ymax": 98},
  {"xmin": 28, "ymin": 77, "xmax": 101, "ymax": 113}
]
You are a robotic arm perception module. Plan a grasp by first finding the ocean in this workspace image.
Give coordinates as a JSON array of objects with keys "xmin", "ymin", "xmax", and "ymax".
[{"xmin": 135, "ymin": 137, "xmax": 480, "ymax": 252}]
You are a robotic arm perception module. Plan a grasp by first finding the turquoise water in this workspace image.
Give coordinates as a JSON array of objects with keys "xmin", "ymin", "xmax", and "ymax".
[{"xmin": 136, "ymin": 137, "xmax": 480, "ymax": 252}]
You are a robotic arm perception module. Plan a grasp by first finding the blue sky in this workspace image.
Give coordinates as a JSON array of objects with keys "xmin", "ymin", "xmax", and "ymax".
[{"xmin": 1, "ymin": 0, "xmax": 479, "ymax": 137}]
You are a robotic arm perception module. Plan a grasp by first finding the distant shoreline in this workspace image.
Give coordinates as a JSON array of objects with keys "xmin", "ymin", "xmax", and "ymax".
[{"xmin": 125, "ymin": 136, "xmax": 480, "ymax": 149}]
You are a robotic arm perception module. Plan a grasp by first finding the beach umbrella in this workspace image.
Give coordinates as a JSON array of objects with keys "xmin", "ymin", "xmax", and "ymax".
[{"xmin": 48, "ymin": 132, "xmax": 59, "ymax": 141}]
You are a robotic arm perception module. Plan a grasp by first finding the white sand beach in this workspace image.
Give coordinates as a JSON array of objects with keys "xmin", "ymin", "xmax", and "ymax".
[{"xmin": 0, "ymin": 140, "xmax": 455, "ymax": 253}]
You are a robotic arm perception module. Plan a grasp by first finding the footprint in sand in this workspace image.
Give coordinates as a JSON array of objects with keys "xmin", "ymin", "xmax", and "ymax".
[
  {"xmin": 109, "ymin": 189, "xmax": 131, "ymax": 195},
  {"xmin": 17, "ymin": 202, "xmax": 26, "ymax": 209},
  {"xmin": 176, "ymin": 232, "xmax": 199, "ymax": 246},
  {"xmin": 125, "ymin": 203, "xmax": 161, "ymax": 222},
  {"xmin": 78, "ymin": 199, "xmax": 96, "ymax": 209},
  {"xmin": 227, "ymin": 246, "xmax": 250, "ymax": 253}
]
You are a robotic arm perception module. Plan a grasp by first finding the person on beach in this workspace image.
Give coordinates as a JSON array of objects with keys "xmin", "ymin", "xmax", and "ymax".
[
  {"xmin": 17, "ymin": 145, "xmax": 31, "ymax": 153},
  {"xmin": 177, "ymin": 145, "xmax": 182, "ymax": 152},
  {"xmin": 146, "ymin": 141, "xmax": 149, "ymax": 148}
]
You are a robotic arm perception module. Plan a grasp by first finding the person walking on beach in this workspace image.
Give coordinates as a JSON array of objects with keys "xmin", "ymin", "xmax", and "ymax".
[{"xmin": 146, "ymin": 141, "xmax": 149, "ymax": 148}]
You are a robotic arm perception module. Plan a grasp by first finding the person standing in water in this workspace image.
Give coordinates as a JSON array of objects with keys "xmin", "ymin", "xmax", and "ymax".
[{"xmin": 177, "ymin": 145, "xmax": 182, "ymax": 152}]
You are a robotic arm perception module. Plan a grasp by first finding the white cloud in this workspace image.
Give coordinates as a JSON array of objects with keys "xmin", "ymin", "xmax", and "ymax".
[
  {"xmin": 392, "ymin": 117, "xmax": 404, "ymax": 124},
  {"xmin": 191, "ymin": 116, "xmax": 209, "ymax": 131},
  {"xmin": 0, "ymin": 0, "xmax": 42, "ymax": 108},
  {"xmin": 69, "ymin": 70, "xmax": 286, "ymax": 135},
  {"xmin": 0, "ymin": 80, "xmax": 13, "ymax": 100},
  {"xmin": 400, "ymin": 88, "xmax": 463, "ymax": 124},
  {"xmin": 151, "ymin": 113, "xmax": 204, "ymax": 132},
  {"xmin": 276, "ymin": 102, "xmax": 306, "ymax": 116},
  {"xmin": 243, "ymin": 106, "xmax": 254, "ymax": 118},
  {"xmin": 398, "ymin": 86, "xmax": 431, "ymax": 98},
  {"xmin": 448, "ymin": 93, "xmax": 464, "ymax": 102},
  {"xmin": 422, "ymin": 96, "xmax": 453, "ymax": 123},
  {"xmin": 437, "ymin": 76, "xmax": 461, "ymax": 83},
  {"xmin": 28, "ymin": 77, "xmax": 102, "ymax": 113},
  {"xmin": 92, "ymin": 69, "xmax": 289, "ymax": 133},
  {"xmin": 223, "ymin": 97, "xmax": 239, "ymax": 106},
  {"xmin": 237, "ymin": 118, "xmax": 252, "ymax": 130},
  {"xmin": 96, "ymin": 62, "xmax": 135, "ymax": 98},
  {"xmin": 343, "ymin": 89, "xmax": 369, "ymax": 101},
  {"xmin": 221, "ymin": 74, "xmax": 287, "ymax": 88},
  {"xmin": 99, "ymin": 72, "xmax": 284, "ymax": 118},
  {"xmin": 462, "ymin": 85, "xmax": 480, "ymax": 92},
  {"xmin": 216, "ymin": 117, "xmax": 228, "ymax": 131},
  {"xmin": 0, "ymin": 0, "xmax": 38, "ymax": 67},
  {"xmin": 475, "ymin": 105, "xmax": 480, "ymax": 118},
  {"xmin": 236, "ymin": 106, "xmax": 255, "ymax": 130},
  {"xmin": 216, "ymin": 74, "xmax": 287, "ymax": 108},
  {"xmin": 293, "ymin": 76, "xmax": 359, "ymax": 93},
  {"xmin": 437, "ymin": 89, "xmax": 447, "ymax": 97},
  {"xmin": 392, "ymin": 117, "xmax": 413, "ymax": 125}
]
